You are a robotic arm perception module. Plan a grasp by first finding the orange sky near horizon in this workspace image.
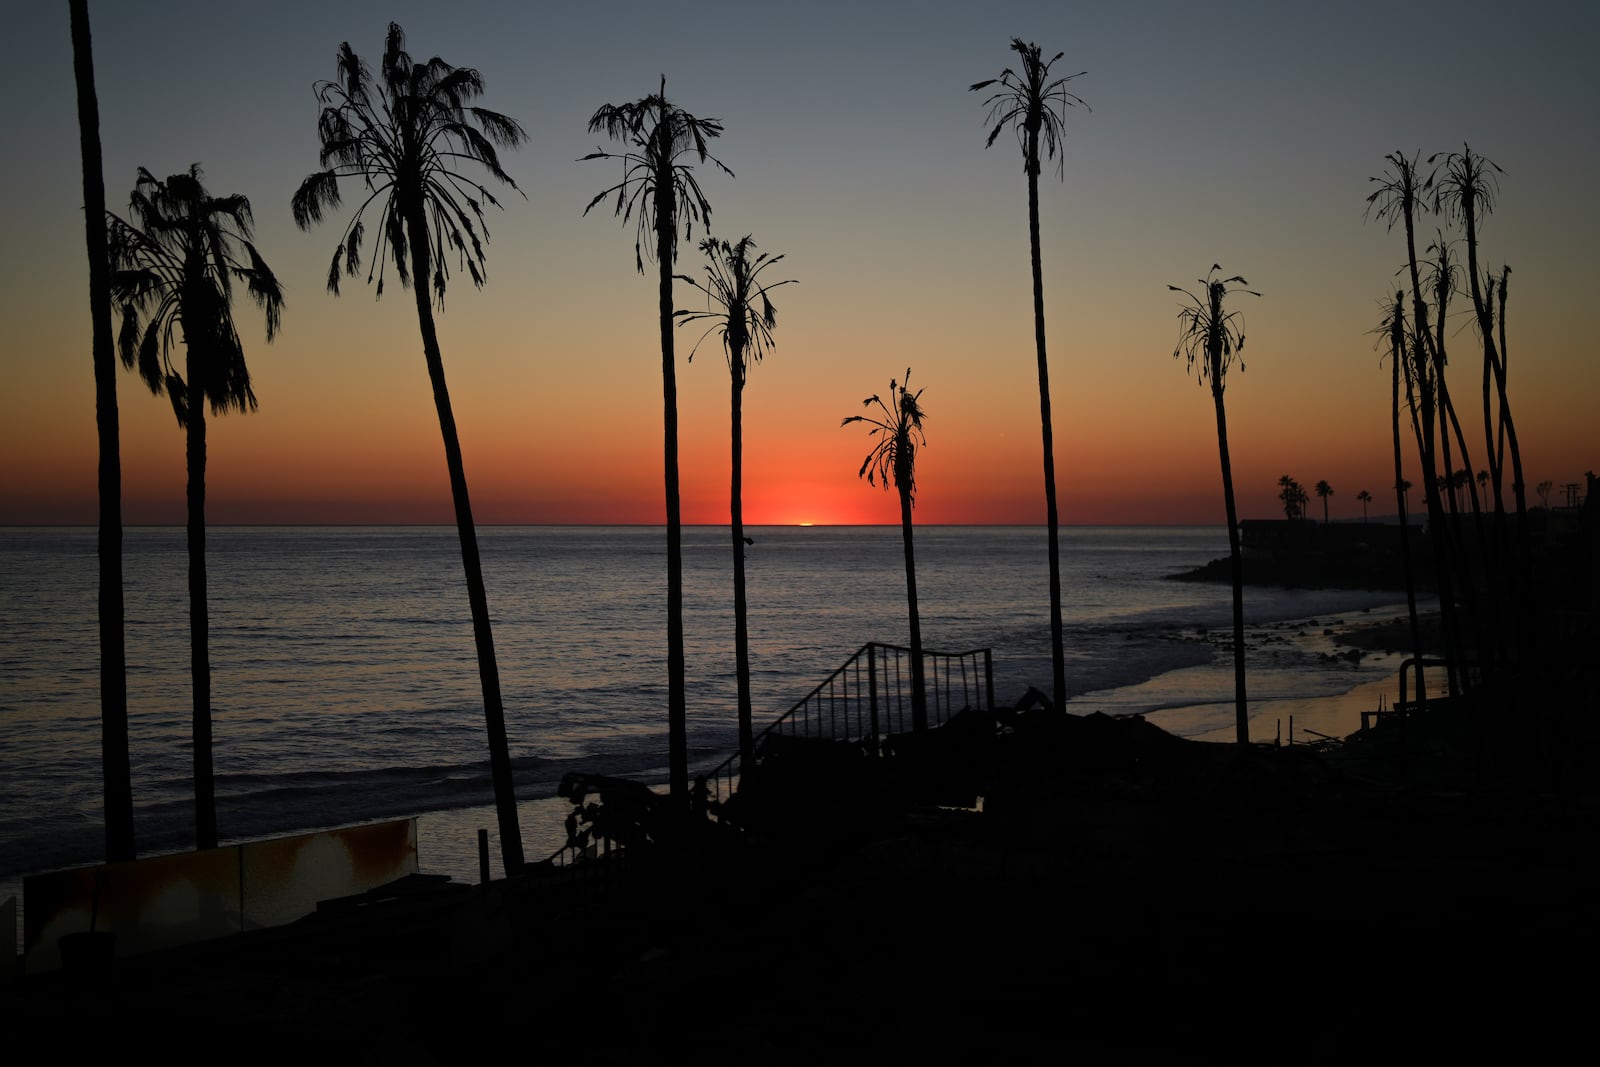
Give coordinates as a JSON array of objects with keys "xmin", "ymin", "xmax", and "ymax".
[{"xmin": 1, "ymin": 2, "xmax": 1594, "ymax": 529}]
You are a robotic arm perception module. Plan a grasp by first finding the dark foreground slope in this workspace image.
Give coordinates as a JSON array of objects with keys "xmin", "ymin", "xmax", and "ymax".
[{"xmin": 13, "ymin": 703, "xmax": 1600, "ymax": 1063}]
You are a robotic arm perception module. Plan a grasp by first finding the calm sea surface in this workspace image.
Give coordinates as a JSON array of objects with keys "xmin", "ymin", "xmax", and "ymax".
[{"xmin": 1, "ymin": 525, "xmax": 1418, "ymax": 885}]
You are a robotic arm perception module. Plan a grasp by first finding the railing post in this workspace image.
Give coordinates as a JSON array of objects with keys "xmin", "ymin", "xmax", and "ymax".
[
  {"xmin": 984, "ymin": 649, "xmax": 994, "ymax": 712},
  {"xmin": 867, "ymin": 644, "xmax": 880, "ymax": 757}
]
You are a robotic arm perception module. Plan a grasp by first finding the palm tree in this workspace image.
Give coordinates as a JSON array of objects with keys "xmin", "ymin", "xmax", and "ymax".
[
  {"xmin": 1278, "ymin": 475, "xmax": 1303, "ymax": 521},
  {"xmin": 109, "ymin": 166, "xmax": 283, "ymax": 851},
  {"xmin": 675, "ymin": 235, "xmax": 794, "ymax": 769},
  {"xmin": 1315, "ymin": 480, "xmax": 1334, "ymax": 525},
  {"xmin": 70, "ymin": 0, "xmax": 134, "ymax": 862},
  {"xmin": 1170, "ymin": 267, "xmax": 1258, "ymax": 748},
  {"xmin": 972, "ymin": 39, "xmax": 1086, "ymax": 715},
  {"xmin": 1357, "ymin": 490, "xmax": 1373, "ymax": 523},
  {"xmin": 584, "ymin": 79, "xmax": 731, "ymax": 805},
  {"xmin": 292, "ymin": 23, "xmax": 527, "ymax": 872},
  {"xmin": 843, "ymin": 370, "xmax": 930, "ymax": 732}
]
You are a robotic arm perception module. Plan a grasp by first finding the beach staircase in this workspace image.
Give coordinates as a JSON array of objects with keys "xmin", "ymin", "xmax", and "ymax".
[
  {"xmin": 550, "ymin": 642, "xmax": 994, "ymax": 866},
  {"xmin": 700, "ymin": 642, "xmax": 995, "ymax": 807}
]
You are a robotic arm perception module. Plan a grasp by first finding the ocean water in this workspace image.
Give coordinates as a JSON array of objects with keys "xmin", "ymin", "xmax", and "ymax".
[{"xmin": 0, "ymin": 525, "xmax": 1423, "ymax": 888}]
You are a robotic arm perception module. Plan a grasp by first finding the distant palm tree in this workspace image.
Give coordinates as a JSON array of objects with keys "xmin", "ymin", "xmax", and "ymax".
[
  {"xmin": 292, "ymin": 23, "xmax": 528, "ymax": 872},
  {"xmin": 1278, "ymin": 475, "xmax": 1302, "ymax": 521},
  {"xmin": 972, "ymin": 39, "xmax": 1086, "ymax": 715},
  {"xmin": 1356, "ymin": 489, "xmax": 1373, "ymax": 523},
  {"xmin": 70, "ymin": 0, "xmax": 134, "ymax": 862},
  {"xmin": 676, "ymin": 235, "xmax": 795, "ymax": 769},
  {"xmin": 1536, "ymin": 480, "xmax": 1552, "ymax": 509},
  {"xmin": 1170, "ymin": 267, "xmax": 1258, "ymax": 748},
  {"xmin": 843, "ymin": 370, "xmax": 930, "ymax": 731},
  {"xmin": 1315, "ymin": 480, "xmax": 1334, "ymax": 525},
  {"xmin": 584, "ymin": 79, "xmax": 731, "ymax": 806},
  {"xmin": 109, "ymin": 166, "xmax": 283, "ymax": 850}
]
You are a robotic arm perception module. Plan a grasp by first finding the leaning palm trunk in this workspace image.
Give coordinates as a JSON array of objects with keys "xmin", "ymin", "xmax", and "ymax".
[
  {"xmin": 1212, "ymin": 380, "xmax": 1247, "ymax": 746},
  {"xmin": 71, "ymin": 0, "xmax": 134, "ymax": 861},
  {"xmin": 1025, "ymin": 137, "xmax": 1067, "ymax": 714},
  {"xmin": 1386, "ymin": 298, "xmax": 1426, "ymax": 711},
  {"xmin": 730, "ymin": 362, "xmax": 753, "ymax": 765},
  {"xmin": 898, "ymin": 481, "xmax": 928, "ymax": 732},
  {"xmin": 404, "ymin": 202, "xmax": 523, "ymax": 872},
  {"xmin": 186, "ymin": 394, "xmax": 217, "ymax": 849},
  {"xmin": 653, "ymin": 182, "xmax": 689, "ymax": 806}
]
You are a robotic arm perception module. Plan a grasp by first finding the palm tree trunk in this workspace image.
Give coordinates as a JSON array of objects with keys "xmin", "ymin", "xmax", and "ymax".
[
  {"xmin": 404, "ymin": 205, "xmax": 524, "ymax": 874},
  {"xmin": 1389, "ymin": 303, "xmax": 1426, "ymax": 711},
  {"xmin": 731, "ymin": 362, "xmax": 753, "ymax": 767},
  {"xmin": 1025, "ymin": 132, "xmax": 1066, "ymax": 714},
  {"xmin": 71, "ymin": 0, "xmax": 134, "ymax": 862},
  {"xmin": 187, "ymin": 398, "xmax": 217, "ymax": 851},
  {"xmin": 654, "ymin": 192, "xmax": 689, "ymax": 807},
  {"xmin": 1212, "ymin": 382, "xmax": 1247, "ymax": 746},
  {"xmin": 899, "ymin": 486, "xmax": 928, "ymax": 732}
]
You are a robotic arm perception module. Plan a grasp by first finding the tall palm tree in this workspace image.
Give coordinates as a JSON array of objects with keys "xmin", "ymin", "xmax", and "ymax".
[
  {"xmin": 1357, "ymin": 490, "xmax": 1373, "ymax": 523},
  {"xmin": 1315, "ymin": 480, "xmax": 1334, "ymax": 525},
  {"xmin": 843, "ymin": 370, "xmax": 930, "ymax": 732},
  {"xmin": 109, "ymin": 166, "xmax": 283, "ymax": 851},
  {"xmin": 292, "ymin": 23, "xmax": 527, "ymax": 872},
  {"xmin": 1170, "ymin": 267, "xmax": 1258, "ymax": 748},
  {"xmin": 972, "ymin": 39, "xmax": 1086, "ymax": 714},
  {"xmin": 584, "ymin": 79, "xmax": 731, "ymax": 805},
  {"xmin": 70, "ymin": 0, "xmax": 134, "ymax": 862},
  {"xmin": 675, "ymin": 235, "xmax": 794, "ymax": 768}
]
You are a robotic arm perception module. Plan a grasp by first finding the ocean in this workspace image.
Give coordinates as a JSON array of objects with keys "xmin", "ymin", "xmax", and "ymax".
[{"xmin": 1, "ymin": 525, "xmax": 1425, "ymax": 891}]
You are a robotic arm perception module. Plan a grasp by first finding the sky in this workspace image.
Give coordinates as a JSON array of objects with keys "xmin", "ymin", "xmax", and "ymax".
[{"xmin": 1, "ymin": 0, "xmax": 1594, "ymax": 526}]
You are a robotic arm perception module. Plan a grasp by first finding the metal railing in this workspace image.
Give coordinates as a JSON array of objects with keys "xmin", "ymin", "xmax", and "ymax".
[
  {"xmin": 700, "ymin": 643, "xmax": 994, "ymax": 808},
  {"xmin": 542, "ymin": 643, "xmax": 993, "ymax": 868}
]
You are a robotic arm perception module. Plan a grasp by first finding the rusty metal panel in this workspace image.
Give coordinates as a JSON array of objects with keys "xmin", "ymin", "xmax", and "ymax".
[
  {"xmin": 240, "ymin": 820, "xmax": 417, "ymax": 929},
  {"xmin": 23, "ymin": 819, "xmax": 417, "ymax": 973}
]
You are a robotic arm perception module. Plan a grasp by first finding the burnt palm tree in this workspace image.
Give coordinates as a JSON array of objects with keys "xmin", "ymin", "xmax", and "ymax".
[
  {"xmin": 292, "ymin": 23, "xmax": 527, "ymax": 872},
  {"xmin": 1315, "ymin": 480, "xmax": 1334, "ymax": 525},
  {"xmin": 109, "ymin": 166, "xmax": 283, "ymax": 851},
  {"xmin": 1357, "ymin": 489, "xmax": 1373, "ymax": 523},
  {"xmin": 70, "ymin": 0, "xmax": 134, "ymax": 862},
  {"xmin": 584, "ymin": 79, "xmax": 731, "ymax": 805},
  {"xmin": 843, "ymin": 371, "xmax": 930, "ymax": 732},
  {"xmin": 972, "ymin": 39, "xmax": 1086, "ymax": 714},
  {"xmin": 676, "ymin": 235, "xmax": 794, "ymax": 768},
  {"xmin": 1170, "ymin": 267, "xmax": 1258, "ymax": 748}
]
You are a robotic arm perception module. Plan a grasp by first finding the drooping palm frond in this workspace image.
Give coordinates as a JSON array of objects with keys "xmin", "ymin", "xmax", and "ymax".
[
  {"xmin": 292, "ymin": 21, "xmax": 525, "ymax": 306},
  {"xmin": 1169, "ymin": 266, "xmax": 1258, "ymax": 391},
  {"xmin": 581, "ymin": 77, "xmax": 733, "ymax": 273},
  {"xmin": 107, "ymin": 165, "xmax": 282, "ymax": 424},
  {"xmin": 970, "ymin": 38, "xmax": 1088, "ymax": 179},
  {"xmin": 673, "ymin": 234, "xmax": 795, "ymax": 372},
  {"xmin": 842, "ymin": 369, "xmax": 928, "ymax": 503}
]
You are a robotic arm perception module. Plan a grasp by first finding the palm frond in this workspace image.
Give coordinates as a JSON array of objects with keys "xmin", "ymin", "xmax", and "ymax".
[
  {"xmin": 296, "ymin": 23, "xmax": 522, "ymax": 308},
  {"xmin": 972, "ymin": 39, "xmax": 1088, "ymax": 180},
  {"xmin": 110, "ymin": 167, "xmax": 280, "ymax": 423},
  {"xmin": 583, "ymin": 81, "xmax": 731, "ymax": 272}
]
